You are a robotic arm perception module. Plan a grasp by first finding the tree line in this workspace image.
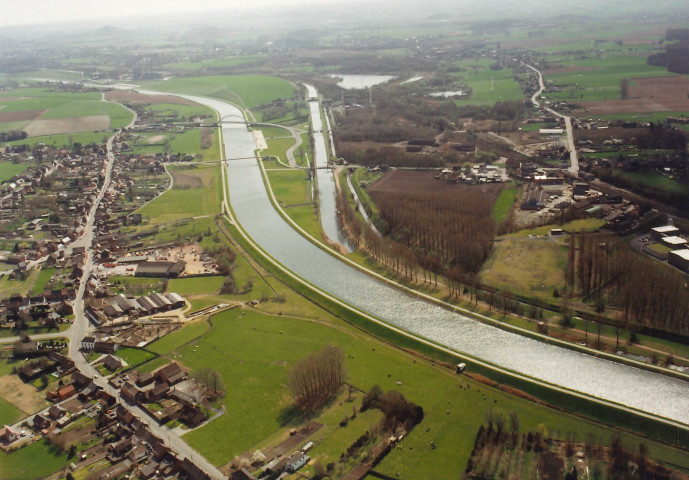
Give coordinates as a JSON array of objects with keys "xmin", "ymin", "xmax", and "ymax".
[
  {"xmin": 568, "ymin": 231, "xmax": 689, "ymax": 336},
  {"xmin": 338, "ymin": 144, "xmax": 453, "ymax": 168}
]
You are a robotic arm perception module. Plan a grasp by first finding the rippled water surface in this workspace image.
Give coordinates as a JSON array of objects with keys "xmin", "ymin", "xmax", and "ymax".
[{"xmin": 180, "ymin": 93, "xmax": 689, "ymax": 426}]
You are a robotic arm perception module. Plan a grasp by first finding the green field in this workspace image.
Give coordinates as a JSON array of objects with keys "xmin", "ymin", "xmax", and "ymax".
[
  {"xmin": 616, "ymin": 169, "xmax": 689, "ymax": 195},
  {"xmin": 480, "ymin": 238, "xmax": 568, "ymax": 299},
  {"xmin": 0, "ymin": 439, "xmax": 69, "ymax": 480},
  {"xmin": 0, "ymin": 161, "xmax": 30, "ymax": 183},
  {"xmin": 0, "ymin": 87, "xmax": 133, "ymax": 136},
  {"xmin": 141, "ymin": 75, "xmax": 295, "ymax": 110},
  {"xmin": 492, "ymin": 183, "xmax": 518, "ymax": 222},
  {"xmin": 168, "ymin": 276, "xmax": 224, "ymax": 296},
  {"xmin": 141, "ymin": 305, "xmax": 689, "ymax": 475},
  {"xmin": 267, "ymin": 169, "xmax": 313, "ymax": 206},
  {"xmin": 543, "ymin": 54, "xmax": 674, "ymax": 102},
  {"xmin": 116, "ymin": 347, "xmax": 158, "ymax": 368},
  {"xmin": 135, "ymin": 164, "xmax": 221, "ymax": 224},
  {"xmin": 31, "ymin": 268, "xmax": 54, "ymax": 295},
  {"xmin": 2, "ymin": 132, "xmax": 110, "ymax": 149},
  {"xmin": 459, "ymin": 67, "xmax": 525, "ymax": 105},
  {"xmin": 0, "ymin": 269, "xmax": 42, "ymax": 297},
  {"xmin": 161, "ymin": 55, "xmax": 268, "ymax": 73},
  {"xmin": 0, "ymin": 395, "xmax": 23, "ymax": 426}
]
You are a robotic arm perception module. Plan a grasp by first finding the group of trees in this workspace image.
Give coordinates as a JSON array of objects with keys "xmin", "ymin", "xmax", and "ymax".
[
  {"xmin": 288, "ymin": 345, "xmax": 345, "ymax": 412},
  {"xmin": 567, "ymin": 231, "xmax": 689, "ymax": 335},
  {"xmin": 371, "ymin": 190, "xmax": 495, "ymax": 274},
  {"xmin": 192, "ymin": 367, "xmax": 225, "ymax": 400},
  {"xmin": 0, "ymin": 130, "xmax": 27, "ymax": 142},
  {"xmin": 636, "ymin": 123, "xmax": 687, "ymax": 151},
  {"xmin": 648, "ymin": 29, "xmax": 689, "ymax": 74},
  {"xmin": 338, "ymin": 144, "xmax": 452, "ymax": 169},
  {"xmin": 591, "ymin": 165, "xmax": 689, "ymax": 210},
  {"xmin": 360, "ymin": 385, "xmax": 424, "ymax": 430},
  {"xmin": 337, "ymin": 180, "xmax": 496, "ymax": 290}
]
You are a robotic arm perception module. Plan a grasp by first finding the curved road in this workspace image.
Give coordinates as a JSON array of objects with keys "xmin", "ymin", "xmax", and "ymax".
[{"xmin": 525, "ymin": 63, "xmax": 579, "ymax": 174}]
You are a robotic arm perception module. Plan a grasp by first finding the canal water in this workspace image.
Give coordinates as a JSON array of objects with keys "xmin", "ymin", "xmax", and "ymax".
[{"xmin": 179, "ymin": 93, "xmax": 689, "ymax": 426}]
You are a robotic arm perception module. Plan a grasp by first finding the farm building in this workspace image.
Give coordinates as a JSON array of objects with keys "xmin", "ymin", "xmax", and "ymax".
[
  {"xmin": 104, "ymin": 292, "xmax": 185, "ymax": 319},
  {"xmin": 135, "ymin": 261, "xmax": 186, "ymax": 278},
  {"xmin": 651, "ymin": 225, "xmax": 680, "ymax": 240},
  {"xmin": 539, "ymin": 128, "xmax": 564, "ymax": 135},
  {"xmin": 154, "ymin": 362, "xmax": 186, "ymax": 385},
  {"xmin": 669, "ymin": 249, "xmax": 689, "ymax": 272}
]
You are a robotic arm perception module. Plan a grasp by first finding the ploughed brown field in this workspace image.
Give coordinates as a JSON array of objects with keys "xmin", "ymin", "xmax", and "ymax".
[
  {"xmin": 0, "ymin": 108, "xmax": 46, "ymax": 123},
  {"xmin": 579, "ymin": 76, "xmax": 689, "ymax": 114},
  {"xmin": 368, "ymin": 169, "xmax": 504, "ymax": 196},
  {"xmin": 104, "ymin": 89, "xmax": 198, "ymax": 106}
]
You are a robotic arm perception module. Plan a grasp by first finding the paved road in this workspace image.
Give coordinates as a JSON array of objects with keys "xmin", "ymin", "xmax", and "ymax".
[
  {"xmin": 524, "ymin": 63, "xmax": 579, "ymax": 174},
  {"xmin": 63, "ymin": 123, "xmax": 226, "ymax": 480}
]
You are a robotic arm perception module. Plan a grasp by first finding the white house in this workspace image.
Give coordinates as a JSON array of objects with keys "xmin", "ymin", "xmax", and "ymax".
[
  {"xmin": 286, "ymin": 453, "xmax": 310, "ymax": 473},
  {"xmin": 0, "ymin": 425, "xmax": 19, "ymax": 444},
  {"xmin": 80, "ymin": 336, "xmax": 96, "ymax": 350}
]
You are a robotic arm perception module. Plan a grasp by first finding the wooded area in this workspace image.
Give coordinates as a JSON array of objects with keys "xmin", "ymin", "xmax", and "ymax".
[{"xmin": 568, "ymin": 232, "xmax": 689, "ymax": 336}]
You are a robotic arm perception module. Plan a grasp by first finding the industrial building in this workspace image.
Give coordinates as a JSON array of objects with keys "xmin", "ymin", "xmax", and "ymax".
[
  {"xmin": 669, "ymin": 249, "xmax": 689, "ymax": 272},
  {"xmin": 651, "ymin": 225, "xmax": 680, "ymax": 240}
]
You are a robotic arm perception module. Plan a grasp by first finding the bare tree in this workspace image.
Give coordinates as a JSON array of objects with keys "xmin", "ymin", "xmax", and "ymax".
[{"xmin": 288, "ymin": 345, "xmax": 346, "ymax": 411}]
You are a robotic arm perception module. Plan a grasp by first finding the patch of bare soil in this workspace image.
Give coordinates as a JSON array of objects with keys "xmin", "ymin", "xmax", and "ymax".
[
  {"xmin": 0, "ymin": 109, "xmax": 46, "ymax": 123},
  {"xmin": 0, "ymin": 374, "xmax": 48, "ymax": 414},
  {"xmin": 146, "ymin": 134, "xmax": 166, "ymax": 144},
  {"xmin": 171, "ymin": 170, "xmax": 204, "ymax": 188},
  {"xmin": 25, "ymin": 114, "xmax": 111, "ymax": 137},
  {"xmin": 579, "ymin": 76, "xmax": 689, "ymax": 114},
  {"xmin": 104, "ymin": 90, "xmax": 197, "ymax": 106}
]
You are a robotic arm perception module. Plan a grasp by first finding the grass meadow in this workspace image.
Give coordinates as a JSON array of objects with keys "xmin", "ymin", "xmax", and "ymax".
[
  {"xmin": 141, "ymin": 75, "xmax": 295, "ymax": 110},
  {"xmin": 135, "ymin": 164, "xmax": 221, "ymax": 224},
  {"xmin": 0, "ymin": 439, "xmax": 69, "ymax": 480},
  {"xmin": 137, "ymin": 305, "xmax": 689, "ymax": 476},
  {"xmin": 0, "ymin": 161, "xmax": 30, "ymax": 183}
]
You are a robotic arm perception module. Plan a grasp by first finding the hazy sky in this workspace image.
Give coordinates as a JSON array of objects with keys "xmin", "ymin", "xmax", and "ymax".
[{"xmin": 0, "ymin": 0, "xmax": 354, "ymax": 27}]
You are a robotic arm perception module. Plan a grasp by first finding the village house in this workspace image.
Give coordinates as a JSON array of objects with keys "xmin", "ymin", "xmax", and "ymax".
[{"xmin": 154, "ymin": 362, "xmax": 185, "ymax": 385}]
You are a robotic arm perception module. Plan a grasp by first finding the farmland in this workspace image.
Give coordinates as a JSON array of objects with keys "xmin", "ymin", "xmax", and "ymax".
[
  {"xmin": 135, "ymin": 305, "xmax": 689, "ymax": 477},
  {"xmin": 135, "ymin": 163, "xmax": 222, "ymax": 224},
  {"xmin": 141, "ymin": 75, "xmax": 295, "ymax": 110},
  {"xmin": 542, "ymin": 54, "xmax": 674, "ymax": 103},
  {"xmin": 0, "ymin": 87, "xmax": 132, "ymax": 144}
]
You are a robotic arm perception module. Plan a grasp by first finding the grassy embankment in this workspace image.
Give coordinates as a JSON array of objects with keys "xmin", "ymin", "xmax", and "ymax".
[{"xmin": 141, "ymin": 75, "xmax": 295, "ymax": 110}]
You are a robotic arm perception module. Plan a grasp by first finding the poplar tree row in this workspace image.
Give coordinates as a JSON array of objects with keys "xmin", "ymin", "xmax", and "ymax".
[{"xmin": 568, "ymin": 231, "xmax": 689, "ymax": 335}]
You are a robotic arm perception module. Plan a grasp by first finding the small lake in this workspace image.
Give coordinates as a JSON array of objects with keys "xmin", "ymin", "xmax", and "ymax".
[
  {"xmin": 430, "ymin": 90, "xmax": 466, "ymax": 98},
  {"xmin": 401, "ymin": 76, "xmax": 423, "ymax": 84},
  {"xmin": 328, "ymin": 74, "xmax": 395, "ymax": 90}
]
